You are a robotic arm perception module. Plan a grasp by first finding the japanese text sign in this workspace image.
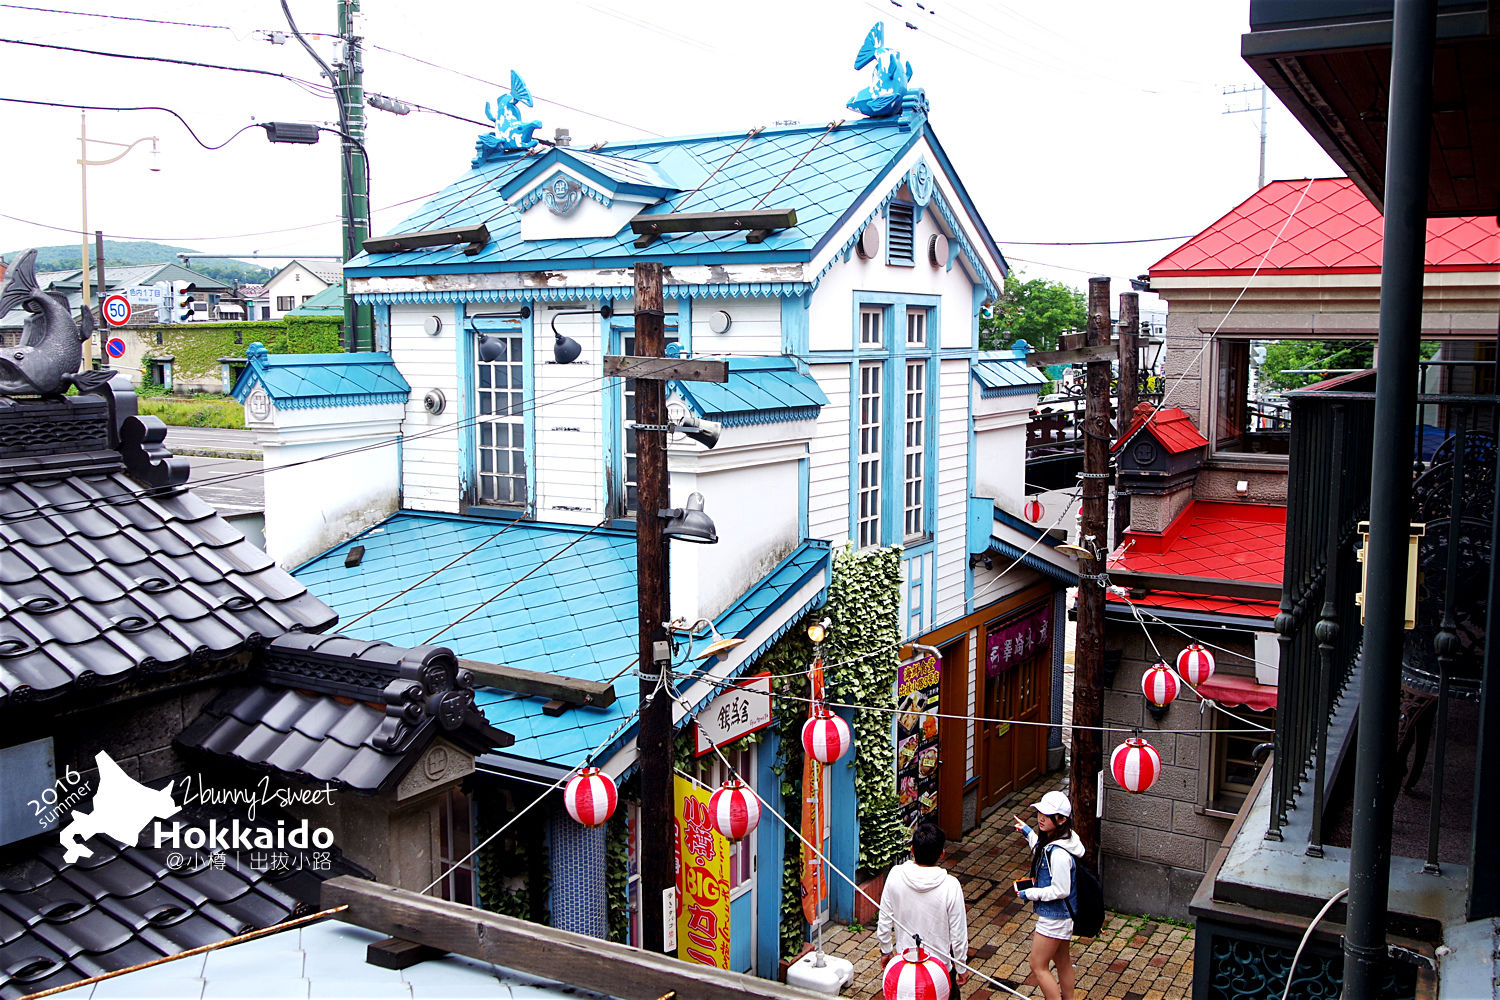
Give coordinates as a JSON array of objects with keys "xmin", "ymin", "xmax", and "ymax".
[
  {"xmin": 986, "ymin": 604, "xmax": 1051, "ymax": 676},
  {"xmin": 694, "ymin": 673, "xmax": 772, "ymax": 756},
  {"xmin": 674, "ymin": 776, "xmax": 731, "ymax": 969}
]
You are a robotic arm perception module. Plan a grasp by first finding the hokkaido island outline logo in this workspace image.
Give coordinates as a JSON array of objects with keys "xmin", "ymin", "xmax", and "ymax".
[{"xmin": 59, "ymin": 751, "xmax": 179, "ymax": 863}]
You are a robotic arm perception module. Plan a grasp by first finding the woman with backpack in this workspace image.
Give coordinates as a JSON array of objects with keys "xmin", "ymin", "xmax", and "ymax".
[{"xmin": 1012, "ymin": 790, "xmax": 1085, "ymax": 1000}]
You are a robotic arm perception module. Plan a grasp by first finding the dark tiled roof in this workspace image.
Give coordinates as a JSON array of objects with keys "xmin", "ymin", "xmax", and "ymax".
[
  {"xmin": 0, "ymin": 809, "xmax": 362, "ymax": 999},
  {"xmin": 177, "ymin": 633, "xmax": 513, "ymax": 793},
  {"xmin": 0, "ymin": 395, "xmax": 337, "ymax": 708}
]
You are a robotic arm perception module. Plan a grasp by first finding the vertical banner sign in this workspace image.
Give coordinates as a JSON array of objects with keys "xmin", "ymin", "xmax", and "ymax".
[
  {"xmin": 799, "ymin": 656, "xmax": 827, "ymax": 925},
  {"xmin": 674, "ymin": 776, "xmax": 730, "ymax": 969},
  {"xmin": 985, "ymin": 604, "xmax": 1051, "ymax": 676},
  {"xmin": 895, "ymin": 653, "xmax": 941, "ymax": 833}
]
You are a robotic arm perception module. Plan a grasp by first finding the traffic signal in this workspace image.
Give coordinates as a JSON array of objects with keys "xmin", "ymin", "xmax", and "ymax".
[{"xmin": 172, "ymin": 281, "xmax": 195, "ymax": 323}]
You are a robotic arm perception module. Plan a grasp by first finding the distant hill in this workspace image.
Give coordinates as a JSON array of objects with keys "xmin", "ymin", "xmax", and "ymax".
[{"xmin": 3, "ymin": 242, "xmax": 273, "ymax": 286}]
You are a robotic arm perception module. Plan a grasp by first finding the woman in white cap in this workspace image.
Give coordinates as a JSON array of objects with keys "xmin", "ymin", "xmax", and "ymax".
[{"xmin": 1012, "ymin": 790, "xmax": 1084, "ymax": 1000}]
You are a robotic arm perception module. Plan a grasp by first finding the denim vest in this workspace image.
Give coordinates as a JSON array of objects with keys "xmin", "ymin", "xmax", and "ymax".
[{"xmin": 1031, "ymin": 844, "xmax": 1079, "ymax": 921}]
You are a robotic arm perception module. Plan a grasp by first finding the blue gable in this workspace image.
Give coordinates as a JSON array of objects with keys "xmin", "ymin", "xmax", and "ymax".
[
  {"xmin": 670, "ymin": 357, "xmax": 829, "ymax": 427},
  {"xmin": 973, "ymin": 350, "xmax": 1048, "ymax": 397},
  {"xmin": 230, "ymin": 343, "xmax": 410, "ymax": 410},
  {"xmin": 502, "ymin": 147, "xmax": 684, "ymax": 210}
]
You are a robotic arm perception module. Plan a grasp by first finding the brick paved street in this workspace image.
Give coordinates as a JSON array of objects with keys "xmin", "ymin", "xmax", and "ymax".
[{"xmin": 816, "ymin": 775, "xmax": 1196, "ymax": 999}]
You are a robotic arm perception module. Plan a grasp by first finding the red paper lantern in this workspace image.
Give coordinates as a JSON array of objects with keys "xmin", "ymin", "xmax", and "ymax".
[
  {"xmin": 1023, "ymin": 499, "xmax": 1045, "ymax": 524},
  {"xmin": 708, "ymin": 778, "xmax": 761, "ymax": 842},
  {"xmin": 883, "ymin": 943, "xmax": 951, "ymax": 1000},
  {"xmin": 1111, "ymin": 737, "xmax": 1162, "ymax": 793},
  {"xmin": 801, "ymin": 709, "xmax": 851, "ymax": 764},
  {"xmin": 563, "ymin": 766, "xmax": 618, "ymax": 828},
  {"xmin": 1141, "ymin": 662, "xmax": 1179, "ymax": 708},
  {"xmin": 1176, "ymin": 643, "xmax": 1216, "ymax": 685}
]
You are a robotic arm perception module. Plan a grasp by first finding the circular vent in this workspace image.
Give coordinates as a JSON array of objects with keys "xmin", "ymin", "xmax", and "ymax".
[
  {"xmin": 855, "ymin": 221, "xmax": 881, "ymax": 260},
  {"xmin": 928, "ymin": 233, "xmax": 950, "ymax": 268},
  {"xmin": 424, "ymin": 389, "xmax": 447, "ymax": 415}
]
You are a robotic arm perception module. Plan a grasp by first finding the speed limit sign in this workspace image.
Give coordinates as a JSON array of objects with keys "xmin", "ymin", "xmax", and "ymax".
[{"xmin": 102, "ymin": 294, "xmax": 132, "ymax": 327}]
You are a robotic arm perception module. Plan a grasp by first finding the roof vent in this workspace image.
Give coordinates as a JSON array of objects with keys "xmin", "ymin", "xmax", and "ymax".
[
  {"xmin": 887, "ymin": 202, "xmax": 915, "ymax": 265},
  {"xmin": 554, "ymin": 128, "xmax": 572, "ymax": 147}
]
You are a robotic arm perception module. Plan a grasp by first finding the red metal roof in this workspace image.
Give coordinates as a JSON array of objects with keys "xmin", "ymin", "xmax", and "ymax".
[
  {"xmin": 1150, "ymin": 178, "xmax": 1500, "ymax": 277},
  {"xmin": 1107, "ymin": 500, "xmax": 1285, "ymax": 621},
  {"xmin": 1112, "ymin": 407, "xmax": 1208, "ymax": 455}
]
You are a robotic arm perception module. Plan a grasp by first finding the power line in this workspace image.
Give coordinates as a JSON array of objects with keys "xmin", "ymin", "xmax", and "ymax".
[
  {"xmin": 0, "ymin": 3, "xmax": 231, "ymax": 30},
  {"xmin": 998, "ymin": 235, "xmax": 1191, "ymax": 247},
  {"xmin": 0, "ymin": 96, "xmax": 262, "ymax": 150}
]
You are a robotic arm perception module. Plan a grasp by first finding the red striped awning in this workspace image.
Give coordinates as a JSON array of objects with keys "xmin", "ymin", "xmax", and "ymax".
[{"xmin": 1196, "ymin": 673, "xmax": 1277, "ymax": 712}]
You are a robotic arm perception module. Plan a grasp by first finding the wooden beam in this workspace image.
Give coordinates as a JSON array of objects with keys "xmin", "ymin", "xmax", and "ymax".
[
  {"xmin": 366, "ymin": 937, "xmax": 446, "ymax": 970},
  {"xmin": 604, "ymin": 355, "xmax": 730, "ymax": 383},
  {"xmin": 1106, "ymin": 569, "xmax": 1282, "ymax": 601},
  {"xmin": 1026, "ymin": 344, "xmax": 1117, "ymax": 367},
  {"xmin": 322, "ymin": 876, "xmax": 825, "ymax": 1000},
  {"xmin": 629, "ymin": 209, "xmax": 798, "ymax": 237},
  {"xmin": 459, "ymin": 659, "xmax": 616, "ymax": 708},
  {"xmin": 362, "ymin": 224, "xmax": 490, "ymax": 255}
]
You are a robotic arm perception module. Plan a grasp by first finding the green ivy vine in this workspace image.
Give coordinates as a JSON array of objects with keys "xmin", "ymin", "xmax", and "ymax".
[
  {"xmin": 138, "ymin": 317, "xmax": 342, "ymax": 381},
  {"xmin": 475, "ymin": 788, "xmax": 550, "ymax": 923}
]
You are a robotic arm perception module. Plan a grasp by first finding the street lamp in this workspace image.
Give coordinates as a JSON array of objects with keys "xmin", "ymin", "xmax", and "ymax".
[{"xmin": 78, "ymin": 109, "xmax": 159, "ymax": 365}]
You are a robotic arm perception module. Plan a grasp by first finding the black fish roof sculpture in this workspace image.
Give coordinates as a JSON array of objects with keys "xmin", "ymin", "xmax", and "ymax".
[{"xmin": 0, "ymin": 248, "xmax": 113, "ymax": 396}]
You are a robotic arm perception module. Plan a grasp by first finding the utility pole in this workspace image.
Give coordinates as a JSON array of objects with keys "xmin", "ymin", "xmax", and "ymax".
[
  {"xmin": 1114, "ymin": 291, "xmax": 1139, "ymax": 547},
  {"xmin": 337, "ymin": 0, "xmax": 369, "ymax": 352},
  {"xmin": 1070, "ymin": 276, "xmax": 1112, "ymax": 856},
  {"xmin": 634, "ymin": 261, "xmax": 674, "ymax": 954},
  {"xmin": 1223, "ymin": 83, "xmax": 1269, "ymax": 189},
  {"xmin": 79, "ymin": 110, "xmax": 93, "ymax": 368}
]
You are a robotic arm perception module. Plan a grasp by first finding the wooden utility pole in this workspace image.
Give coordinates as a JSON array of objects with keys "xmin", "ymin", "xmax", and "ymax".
[
  {"xmin": 1114, "ymin": 292, "xmax": 1139, "ymax": 547},
  {"xmin": 1070, "ymin": 276, "xmax": 1112, "ymax": 856},
  {"xmin": 634, "ymin": 262, "xmax": 673, "ymax": 954}
]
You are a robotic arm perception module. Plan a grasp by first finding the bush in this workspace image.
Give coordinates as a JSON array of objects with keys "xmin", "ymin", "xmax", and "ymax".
[{"xmin": 137, "ymin": 396, "xmax": 245, "ymax": 428}]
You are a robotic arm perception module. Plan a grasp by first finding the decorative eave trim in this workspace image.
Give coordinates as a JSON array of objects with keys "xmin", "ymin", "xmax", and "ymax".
[
  {"xmin": 676, "ymin": 404, "xmax": 824, "ymax": 427},
  {"xmin": 984, "ymin": 536, "xmax": 1076, "ymax": 589},
  {"xmin": 977, "ymin": 382, "xmax": 1044, "ymax": 399},
  {"xmin": 354, "ymin": 281, "xmax": 812, "ymax": 305},
  {"xmin": 268, "ymin": 391, "xmax": 411, "ymax": 411}
]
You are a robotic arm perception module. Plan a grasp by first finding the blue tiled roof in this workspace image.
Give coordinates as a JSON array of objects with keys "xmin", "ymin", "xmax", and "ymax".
[
  {"xmin": 345, "ymin": 113, "xmax": 937, "ymax": 275},
  {"xmin": 671, "ymin": 356, "xmax": 828, "ymax": 426},
  {"xmin": 292, "ymin": 513, "xmax": 830, "ymax": 768},
  {"xmin": 973, "ymin": 351, "xmax": 1048, "ymax": 396},
  {"xmin": 231, "ymin": 343, "xmax": 410, "ymax": 410}
]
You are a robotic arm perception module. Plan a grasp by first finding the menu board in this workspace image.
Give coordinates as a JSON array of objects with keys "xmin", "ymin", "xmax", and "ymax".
[{"xmin": 894, "ymin": 653, "xmax": 941, "ymax": 832}]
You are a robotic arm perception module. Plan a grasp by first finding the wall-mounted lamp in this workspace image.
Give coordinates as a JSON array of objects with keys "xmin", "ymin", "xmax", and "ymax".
[
  {"xmin": 666, "ymin": 617, "xmax": 745, "ymax": 662},
  {"xmin": 1055, "ymin": 534, "xmax": 1106, "ymax": 563},
  {"xmin": 660, "ymin": 492, "xmax": 718, "ymax": 544},
  {"xmin": 670, "ymin": 411, "xmax": 722, "ymax": 450},
  {"xmin": 548, "ymin": 303, "xmax": 613, "ymax": 364},
  {"xmin": 468, "ymin": 307, "xmax": 532, "ymax": 363},
  {"xmin": 967, "ymin": 552, "xmax": 995, "ymax": 570}
]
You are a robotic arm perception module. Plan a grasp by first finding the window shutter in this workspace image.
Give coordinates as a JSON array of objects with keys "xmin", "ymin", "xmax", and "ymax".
[{"xmin": 887, "ymin": 203, "xmax": 915, "ymax": 265}]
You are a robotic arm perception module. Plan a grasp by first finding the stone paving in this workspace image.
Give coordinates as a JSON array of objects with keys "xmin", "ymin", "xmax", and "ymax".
[{"xmin": 816, "ymin": 773, "xmax": 1196, "ymax": 999}]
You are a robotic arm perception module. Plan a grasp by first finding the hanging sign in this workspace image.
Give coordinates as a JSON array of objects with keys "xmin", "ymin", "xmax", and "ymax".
[
  {"xmin": 894, "ymin": 653, "xmax": 941, "ymax": 832},
  {"xmin": 986, "ymin": 604, "xmax": 1051, "ymax": 676},
  {"xmin": 694, "ymin": 672, "xmax": 772, "ymax": 756},
  {"xmin": 674, "ymin": 775, "xmax": 731, "ymax": 969}
]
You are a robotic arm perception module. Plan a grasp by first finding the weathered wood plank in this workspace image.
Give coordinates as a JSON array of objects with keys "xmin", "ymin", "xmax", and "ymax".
[
  {"xmin": 322, "ymin": 876, "xmax": 825, "ymax": 1000},
  {"xmin": 628, "ymin": 209, "xmax": 798, "ymax": 236},
  {"xmin": 1025, "ymin": 344, "xmax": 1117, "ymax": 367},
  {"xmin": 459, "ymin": 658, "xmax": 617, "ymax": 708},
  {"xmin": 603, "ymin": 355, "xmax": 730, "ymax": 383},
  {"xmin": 366, "ymin": 936, "xmax": 446, "ymax": 970}
]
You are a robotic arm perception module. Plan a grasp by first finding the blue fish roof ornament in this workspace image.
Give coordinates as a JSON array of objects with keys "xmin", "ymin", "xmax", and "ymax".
[
  {"xmin": 475, "ymin": 69, "xmax": 544, "ymax": 165},
  {"xmin": 847, "ymin": 22, "xmax": 925, "ymax": 118}
]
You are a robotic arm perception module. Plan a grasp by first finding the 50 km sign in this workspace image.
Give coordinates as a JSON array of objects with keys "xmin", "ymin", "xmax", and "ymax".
[{"xmin": 102, "ymin": 294, "xmax": 132, "ymax": 327}]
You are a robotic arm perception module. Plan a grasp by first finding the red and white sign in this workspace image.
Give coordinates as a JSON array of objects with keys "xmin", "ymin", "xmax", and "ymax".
[
  {"xmin": 694, "ymin": 672, "xmax": 772, "ymax": 756},
  {"xmin": 104, "ymin": 337, "xmax": 127, "ymax": 359},
  {"xmin": 102, "ymin": 294, "xmax": 131, "ymax": 327}
]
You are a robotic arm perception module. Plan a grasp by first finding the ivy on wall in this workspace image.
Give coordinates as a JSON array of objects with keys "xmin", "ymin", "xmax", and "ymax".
[
  {"xmin": 475, "ymin": 788, "xmax": 551, "ymax": 923},
  {"xmin": 138, "ymin": 317, "xmax": 342, "ymax": 382}
]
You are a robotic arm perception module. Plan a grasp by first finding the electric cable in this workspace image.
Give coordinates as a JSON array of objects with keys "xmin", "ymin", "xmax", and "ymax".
[
  {"xmin": 0, "ymin": 97, "xmax": 258, "ymax": 151},
  {"xmin": 1279, "ymin": 888, "xmax": 1349, "ymax": 1000},
  {"xmin": 967, "ymin": 483, "xmax": 1083, "ymax": 609}
]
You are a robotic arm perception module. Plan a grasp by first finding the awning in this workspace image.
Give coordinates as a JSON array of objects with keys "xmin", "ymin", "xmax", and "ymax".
[{"xmin": 1196, "ymin": 674, "xmax": 1276, "ymax": 712}]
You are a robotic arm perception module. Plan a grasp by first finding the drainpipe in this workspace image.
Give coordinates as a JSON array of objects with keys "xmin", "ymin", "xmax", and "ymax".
[{"xmin": 1341, "ymin": 1, "xmax": 1435, "ymax": 997}]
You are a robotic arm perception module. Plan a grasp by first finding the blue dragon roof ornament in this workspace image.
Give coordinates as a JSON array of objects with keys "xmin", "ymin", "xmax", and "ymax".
[
  {"xmin": 474, "ymin": 70, "xmax": 543, "ymax": 165},
  {"xmin": 847, "ymin": 22, "xmax": 927, "ymax": 118}
]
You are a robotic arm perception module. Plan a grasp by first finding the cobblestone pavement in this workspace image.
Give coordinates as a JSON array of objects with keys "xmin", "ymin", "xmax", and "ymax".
[{"xmin": 815, "ymin": 778, "xmax": 1196, "ymax": 999}]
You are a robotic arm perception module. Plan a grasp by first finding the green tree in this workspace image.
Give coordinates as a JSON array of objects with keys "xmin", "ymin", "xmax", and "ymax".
[
  {"xmin": 980, "ymin": 272, "xmax": 1087, "ymax": 352},
  {"xmin": 1259, "ymin": 340, "xmax": 1374, "ymax": 391}
]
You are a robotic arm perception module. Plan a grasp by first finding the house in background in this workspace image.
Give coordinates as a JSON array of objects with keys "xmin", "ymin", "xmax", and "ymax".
[
  {"xmin": 235, "ymin": 29, "xmax": 1073, "ymax": 978},
  {"xmin": 261, "ymin": 259, "xmax": 343, "ymax": 320}
]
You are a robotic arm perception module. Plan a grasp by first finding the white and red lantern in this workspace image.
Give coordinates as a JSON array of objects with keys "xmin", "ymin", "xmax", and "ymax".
[
  {"xmin": 883, "ymin": 943, "xmax": 951, "ymax": 1000},
  {"xmin": 563, "ymin": 766, "xmax": 618, "ymax": 828},
  {"xmin": 1141, "ymin": 662, "xmax": 1179, "ymax": 709},
  {"xmin": 708, "ymin": 778, "xmax": 761, "ymax": 842},
  {"xmin": 1176, "ymin": 643, "xmax": 1216, "ymax": 685},
  {"xmin": 1111, "ymin": 737, "xmax": 1162, "ymax": 794},
  {"xmin": 1023, "ymin": 499, "xmax": 1046, "ymax": 524},
  {"xmin": 801, "ymin": 709, "xmax": 852, "ymax": 764}
]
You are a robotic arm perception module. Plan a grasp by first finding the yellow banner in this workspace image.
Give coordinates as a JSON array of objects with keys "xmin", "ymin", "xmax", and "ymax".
[{"xmin": 675, "ymin": 776, "xmax": 731, "ymax": 969}]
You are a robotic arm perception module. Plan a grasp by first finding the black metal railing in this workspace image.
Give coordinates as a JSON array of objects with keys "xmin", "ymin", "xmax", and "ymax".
[{"xmin": 1267, "ymin": 373, "xmax": 1375, "ymax": 844}]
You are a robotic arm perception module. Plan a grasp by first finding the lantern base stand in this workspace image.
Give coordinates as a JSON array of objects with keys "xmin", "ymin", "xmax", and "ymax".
[
  {"xmin": 786, "ymin": 950, "xmax": 853, "ymax": 995},
  {"xmin": 1146, "ymin": 703, "xmax": 1170, "ymax": 722}
]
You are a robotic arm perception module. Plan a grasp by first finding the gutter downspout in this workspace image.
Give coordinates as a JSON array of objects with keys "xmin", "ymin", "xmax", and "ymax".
[{"xmin": 1341, "ymin": 2, "xmax": 1435, "ymax": 996}]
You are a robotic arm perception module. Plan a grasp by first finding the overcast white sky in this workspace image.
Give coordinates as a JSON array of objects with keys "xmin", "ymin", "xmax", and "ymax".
[{"xmin": 0, "ymin": 0, "xmax": 1342, "ymax": 314}]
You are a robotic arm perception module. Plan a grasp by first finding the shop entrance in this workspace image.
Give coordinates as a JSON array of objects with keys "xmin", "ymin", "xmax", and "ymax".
[{"xmin": 978, "ymin": 604, "xmax": 1052, "ymax": 815}]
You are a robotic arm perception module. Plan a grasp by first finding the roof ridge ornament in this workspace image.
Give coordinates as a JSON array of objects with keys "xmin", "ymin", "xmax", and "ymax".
[
  {"xmin": 474, "ymin": 70, "xmax": 543, "ymax": 165},
  {"xmin": 847, "ymin": 22, "xmax": 927, "ymax": 119}
]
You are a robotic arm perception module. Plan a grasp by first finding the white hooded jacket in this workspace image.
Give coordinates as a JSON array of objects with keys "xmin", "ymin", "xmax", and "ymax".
[
  {"xmin": 875, "ymin": 860, "xmax": 969, "ymax": 971},
  {"xmin": 1020, "ymin": 827, "xmax": 1085, "ymax": 902}
]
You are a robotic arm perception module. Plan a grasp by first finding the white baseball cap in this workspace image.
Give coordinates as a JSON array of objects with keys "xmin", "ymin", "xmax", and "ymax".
[{"xmin": 1032, "ymin": 791, "xmax": 1073, "ymax": 818}]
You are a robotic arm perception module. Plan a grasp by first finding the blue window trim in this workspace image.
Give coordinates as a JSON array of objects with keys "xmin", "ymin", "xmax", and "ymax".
[
  {"xmin": 462, "ymin": 304, "xmax": 534, "ymax": 514},
  {"xmin": 606, "ymin": 307, "xmax": 685, "ymax": 519}
]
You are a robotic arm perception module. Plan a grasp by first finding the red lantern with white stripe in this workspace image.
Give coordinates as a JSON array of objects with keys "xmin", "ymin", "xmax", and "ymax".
[
  {"xmin": 1023, "ymin": 499, "xmax": 1045, "ymax": 524},
  {"xmin": 801, "ymin": 709, "xmax": 852, "ymax": 764},
  {"xmin": 563, "ymin": 766, "xmax": 618, "ymax": 828},
  {"xmin": 708, "ymin": 778, "xmax": 761, "ymax": 842},
  {"xmin": 1176, "ymin": 643, "xmax": 1216, "ymax": 685},
  {"xmin": 1111, "ymin": 737, "xmax": 1162, "ymax": 794},
  {"xmin": 1141, "ymin": 662, "xmax": 1179, "ymax": 709},
  {"xmin": 883, "ymin": 942, "xmax": 951, "ymax": 1000}
]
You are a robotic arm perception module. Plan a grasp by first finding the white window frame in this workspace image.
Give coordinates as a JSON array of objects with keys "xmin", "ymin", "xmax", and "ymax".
[
  {"xmin": 858, "ymin": 361, "xmax": 883, "ymax": 549},
  {"xmin": 860, "ymin": 307, "xmax": 884, "ymax": 348},
  {"xmin": 434, "ymin": 786, "xmax": 478, "ymax": 905},
  {"xmin": 475, "ymin": 324, "xmax": 528, "ymax": 506},
  {"xmin": 906, "ymin": 310, "xmax": 926, "ymax": 347},
  {"xmin": 904, "ymin": 358, "xmax": 927, "ymax": 541}
]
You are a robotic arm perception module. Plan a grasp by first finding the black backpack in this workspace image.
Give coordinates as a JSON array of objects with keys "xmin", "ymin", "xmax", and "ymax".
[{"xmin": 1046, "ymin": 845, "xmax": 1106, "ymax": 938}]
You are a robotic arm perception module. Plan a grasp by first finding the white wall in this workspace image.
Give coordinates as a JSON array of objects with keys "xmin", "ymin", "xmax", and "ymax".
[
  {"xmin": 973, "ymin": 390, "xmax": 1037, "ymax": 516},
  {"xmin": 534, "ymin": 305, "xmax": 607, "ymax": 520},
  {"xmin": 263, "ymin": 264, "xmax": 332, "ymax": 320},
  {"xmin": 392, "ymin": 304, "xmax": 463, "ymax": 512}
]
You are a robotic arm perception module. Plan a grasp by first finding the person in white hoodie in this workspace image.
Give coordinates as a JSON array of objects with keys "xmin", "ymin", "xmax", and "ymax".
[
  {"xmin": 872, "ymin": 822, "xmax": 970, "ymax": 996},
  {"xmin": 1012, "ymin": 790, "xmax": 1085, "ymax": 1000}
]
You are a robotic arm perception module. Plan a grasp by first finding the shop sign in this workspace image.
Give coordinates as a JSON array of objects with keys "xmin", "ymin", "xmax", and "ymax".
[
  {"xmin": 986, "ymin": 604, "xmax": 1051, "ymax": 676},
  {"xmin": 694, "ymin": 673, "xmax": 772, "ymax": 756},
  {"xmin": 674, "ymin": 776, "xmax": 730, "ymax": 969},
  {"xmin": 894, "ymin": 653, "xmax": 941, "ymax": 832}
]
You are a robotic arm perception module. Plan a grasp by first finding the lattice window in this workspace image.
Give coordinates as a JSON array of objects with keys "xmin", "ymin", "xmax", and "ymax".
[
  {"xmin": 906, "ymin": 309, "xmax": 926, "ymax": 347},
  {"xmin": 860, "ymin": 307, "xmax": 883, "ymax": 348},
  {"xmin": 858, "ymin": 362, "xmax": 883, "ymax": 549},
  {"xmin": 904, "ymin": 360, "xmax": 926, "ymax": 540},
  {"xmin": 887, "ymin": 202, "xmax": 915, "ymax": 265},
  {"xmin": 476, "ymin": 327, "xmax": 527, "ymax": 505},
  {"xmin": 435, "ymin": 786, "xmax": 477, "ymax": 905}
]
